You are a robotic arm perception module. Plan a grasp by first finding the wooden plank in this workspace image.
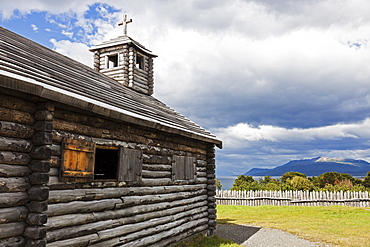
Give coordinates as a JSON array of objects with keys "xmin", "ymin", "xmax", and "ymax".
[
  {"xmin": 172, "ymin": 155, "xmax": 185, "ymax": 181},
  {"xmin": 118, "ymin": 147, "xmax": 142, "ymax": 182},
  {"xmin": 185, "ymin": 156, "xmax": 196, "ymax": 180},
  {"xmin": 60, "ymin": 139, "xmax": 95, "ymax": 182}
]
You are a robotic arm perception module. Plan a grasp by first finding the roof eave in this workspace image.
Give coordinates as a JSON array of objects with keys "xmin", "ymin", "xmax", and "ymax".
[{"xmin": 0, "ymin": 71, "xmax": 222, "ymax": 148}]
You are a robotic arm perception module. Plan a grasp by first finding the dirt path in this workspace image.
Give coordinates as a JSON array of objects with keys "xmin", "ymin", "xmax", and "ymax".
[{"xmin": 214, "ymin": 224, "xmax": 332, "ymax": 247}]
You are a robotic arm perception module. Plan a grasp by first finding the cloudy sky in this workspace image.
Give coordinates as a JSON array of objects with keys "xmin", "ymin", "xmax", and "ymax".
[{"xmin": 2, "ymin": 0, "xmax": 370, "ymax": 176}]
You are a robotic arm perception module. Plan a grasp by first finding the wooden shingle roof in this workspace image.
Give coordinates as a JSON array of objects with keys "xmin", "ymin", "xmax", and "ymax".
[{"xmin": 0, "ymin": 27, "xmax": 222, "ymax": 148}]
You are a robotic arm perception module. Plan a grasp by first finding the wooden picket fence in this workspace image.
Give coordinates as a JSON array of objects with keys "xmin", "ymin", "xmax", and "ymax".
[{"xmin": 216, "ymin": 190, "xmax": 370, "ymax": 207}]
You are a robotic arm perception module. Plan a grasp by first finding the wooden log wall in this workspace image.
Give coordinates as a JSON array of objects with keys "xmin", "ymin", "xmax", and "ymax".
[
  {"xmin": 44, "ymin": 104, "xmax": 216, "ymax": 246},
  {"xmin": 0, "ymin": 93, "xmax": 35, "ymax": 246}
]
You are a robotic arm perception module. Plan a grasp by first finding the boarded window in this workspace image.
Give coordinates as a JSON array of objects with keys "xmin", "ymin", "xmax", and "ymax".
[
  {"xmin": 61, "ymin": 139, "xmax": 96, "ymax": 182},
  {"xmin": 172, "ymin": 155, "xmax": 196, "ymax": 181},
  {"xmin": 118, "ymin": 147, "xmax": 143, "ymax": 183}
]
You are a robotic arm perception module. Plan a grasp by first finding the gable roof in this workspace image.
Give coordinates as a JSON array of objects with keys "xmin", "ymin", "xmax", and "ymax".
[{"xmin": 0, "ymin": 27, "xmax": 222, "ymax": 148}]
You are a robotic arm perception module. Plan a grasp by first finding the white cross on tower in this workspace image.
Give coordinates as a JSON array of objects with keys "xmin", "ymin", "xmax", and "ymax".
[{"xmin": 118, "ymin": 15, "xmax": 133, "ymax": 36}]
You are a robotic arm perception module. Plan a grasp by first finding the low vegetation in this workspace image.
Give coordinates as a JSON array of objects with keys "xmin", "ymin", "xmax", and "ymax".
[
  {"xmin": 227, "ymin": 171, "xmax": 370, "ymax": 192},
  {"xmin": 217, "ymin": 205, "xmax": 370, "ymax": 247},
  {"xmin": 173, "ymin": 234, "xmax": 240, "ymax": 247}
]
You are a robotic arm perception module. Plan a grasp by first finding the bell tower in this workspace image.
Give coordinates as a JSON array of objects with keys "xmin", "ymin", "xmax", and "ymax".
[{"xmin": 89, "ymin": 15, "xmax": 157, "ymax": 95}]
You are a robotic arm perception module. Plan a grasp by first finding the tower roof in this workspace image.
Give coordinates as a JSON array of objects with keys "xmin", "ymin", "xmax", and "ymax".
[{"xmin": 89, "ymin": 35, "xmax": 157, "ymax": 57}]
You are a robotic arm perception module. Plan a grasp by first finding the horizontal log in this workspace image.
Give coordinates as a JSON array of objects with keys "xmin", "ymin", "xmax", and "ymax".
[
  {"xmin": 115, "ymin": 219, "xmax": 208, "ymax": 247},
  {"xmin": 142, "ymin": 154, "xmax": 171, "ymax": 164},
  {"xmin": 141, "ymin": 178, "xmax": 172, "ymax": 186},
  {"xmin": 0, "ymin": 164, "xmax": 31, "ymax": 177},
  {"xmin": 142, "ymin": 164, "xmax": 171, "ymax": 171},
  {"xmin": 197, "ymin": 167, "xmax": 207, "ymax": 172},
  {"xmin": 0, "ymin": 94, "xmax": 36, "ymax": 113},
  {"xmin": 46, "ymin": 233, "xmax": 98, "ymax": 247},
  {"xmin": 0, "ymin": 106, "xmax": 35, "ymax": 125},
  {"xmin": 46, "ymin": 198, "xmax": 122, "ymax": 216},
  {"xmin": 0, "ymin": 151, "xmax": 30, "ymax": 165},
  {"xmin": 0, "ymin": 192, "xmax": 28, "ymax": 208},
  {"xmin": 0, "ymin": 206, "xmax": 28, "ymax": 223},
  {"xmin": 90, "ymin": 211, "xmax": 208, "ymax": 246},
  {"xmin": 47, "ymin": 195, "xmax": 208, "ymax": 230},
  {"xmin": 142, "ymin": 170, "xmax": 171, "ymax": 178},
  {"xmin": 196, "ymin": 172, "xmax": 207, "ymax": 178},
  {"xmin": 0, "ymin": 236, "xmax": 26, "ymax": 247},
  {"xmin": 47, "ymin": 220, "xmax": 111, "ymax": 242},
  {"xmin": 0, "ymin": 177, "xmax": 30, "ymax": 192},
  {"xmin": 0, "ymin": 137, "xmax": 32, "ymax": 152},
  {"xmin": 155, "ymin": 225, "xmax": 208, "ymax": 247},
  {"xmin": 47, "ymin": 189, "xmax": 207, "ymax": 216},
  {"xmin": 49, "ymin": 168, "xmax": 59, "ymax": 176},
  {"xmin": 134, "ymin": 66, "xmax": 149, "ymax": 77},
  {"xmin": 197, "ymin": 160, "xmax": 208, "ymax": 167},
  {"xmin": 0, "ymin": 222, "xmax": 27, "ymax": 239},
  {"xmin": 96, "ymin": 209, "xmax": 208, "ymax": 244},
  {"xmin": 196, "ymin": 177, "xmax": 208, "ymax": 184},
  {"xmin": 0, "ymin": 121, "xmax": 34, "ymax": 139},
  {"xmin": 48, "ymin": 184, "xmax": 206, "ymax": 203},
  {"xmin": 116, "ymin": 189, "xmax": 207, "ymax": 208}
]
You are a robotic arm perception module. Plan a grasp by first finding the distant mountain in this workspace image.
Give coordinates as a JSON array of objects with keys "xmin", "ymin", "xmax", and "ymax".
[{"xmin": 244, "ymin": 157, "xmax": 370, "ymax": 177}]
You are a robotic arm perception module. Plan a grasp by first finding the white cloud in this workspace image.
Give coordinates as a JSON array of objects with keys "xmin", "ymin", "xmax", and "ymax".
[
  {"xmin": 50, "ymin": 38, "xmax": 93, "ymax": 66},
  {"xmin": 216, "ymin": 118, "xmax": 370, "ymax": 148},
  {"xmin": 4, "ymin": 0, "xmax": 370, "ymax": 175},
  {"xmin": 31, "ymin": 24, "xmax": 38, "ymax": 32}
]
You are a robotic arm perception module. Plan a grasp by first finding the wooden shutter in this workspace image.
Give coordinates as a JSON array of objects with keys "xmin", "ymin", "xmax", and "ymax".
[
  {"xmin": 60, "ymin": 139, "xmax": 96, "ymax": 182},
  {"xmin": 172, "ymin": 155, "xmax": 196, "ymax": 180},
  {"xmin": 118, "ymin": 147, "xmax": 143, "ymax": 182},
  {"xmin": 185, "ymin": 156, "xmax": 196, "ymax": 180}
]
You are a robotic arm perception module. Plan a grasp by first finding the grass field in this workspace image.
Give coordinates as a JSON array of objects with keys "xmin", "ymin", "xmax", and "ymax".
[
  {"xmin": 217, "ymin": 205, "xmax": 370, "ymax": 247},
  {"xmin": 173, "ymin": 234, "xmax": 240, "ymax": 247}
]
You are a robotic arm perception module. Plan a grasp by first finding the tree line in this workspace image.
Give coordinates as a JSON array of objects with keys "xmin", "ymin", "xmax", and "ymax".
[{"xmin": 217, "ymin": 171, "xmax": 370, "ymax": 192}]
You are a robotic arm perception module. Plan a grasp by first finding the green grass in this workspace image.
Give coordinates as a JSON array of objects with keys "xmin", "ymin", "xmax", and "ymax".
[
  {"xmin": 217, "ymin": 205, "xmax": 370, "ymax": 247},
  {"xmin": 173, "ymin": 234, "xmax": 241, "ymax": 247}
]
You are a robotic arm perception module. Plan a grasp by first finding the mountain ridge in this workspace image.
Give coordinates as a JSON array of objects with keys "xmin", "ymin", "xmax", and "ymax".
[{"xmin": 245, "ymin": 157, "xmax": 370, "ymax": 176}]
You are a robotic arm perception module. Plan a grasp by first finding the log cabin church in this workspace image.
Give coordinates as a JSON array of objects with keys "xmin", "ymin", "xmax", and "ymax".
[{"xmin": 0, "ymin": 17, "xmax": 222, "ymax": 247}]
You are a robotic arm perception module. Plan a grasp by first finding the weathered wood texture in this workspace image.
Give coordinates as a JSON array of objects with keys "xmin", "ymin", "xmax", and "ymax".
[
  {"xmin": 0, "ymin": 94, "xmax": 35, "ymax": 244},
  {"xmin": 46, "ymin": 106, "xmax": 214, "ymax": 246}
]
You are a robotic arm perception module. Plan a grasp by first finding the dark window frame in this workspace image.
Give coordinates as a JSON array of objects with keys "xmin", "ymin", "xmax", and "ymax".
[
  {"xmin": 60, "ymin": 139, "xmax": 142, "ymax": 183},
  {"xmin": 107, "ymin": 54, "xmax": 119, "ymax": 68}
]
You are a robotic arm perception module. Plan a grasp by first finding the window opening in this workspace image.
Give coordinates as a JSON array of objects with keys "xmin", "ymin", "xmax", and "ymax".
[
  {"xmin": 94, "ymin": 148, "xmax": 119, "ymax": 180},
  {"xmin": 107, "ymin": 54, "xmax": 118, "ymax": 68},
  {"xmin": 136, "ymin": 54, "xmax": 145, "ymax": 70}
]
